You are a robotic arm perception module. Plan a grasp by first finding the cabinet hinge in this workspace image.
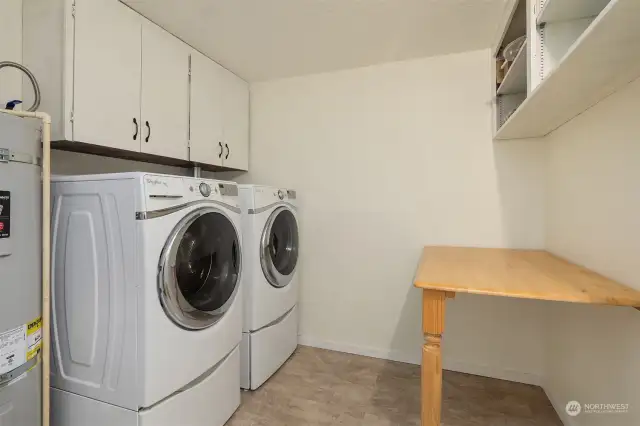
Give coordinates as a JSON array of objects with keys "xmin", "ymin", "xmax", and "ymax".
[
  {"xmin": 71, "ymin": 1, "xmax": 76, "ymax": 18},
  {"xmin": 70, "ymin": 111, "xmax": 75, "ymax": 123}
]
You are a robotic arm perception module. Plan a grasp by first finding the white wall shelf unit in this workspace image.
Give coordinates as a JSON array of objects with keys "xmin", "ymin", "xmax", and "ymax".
[
  {"xmin": 537, "ymin": 0, "xmax": 610, "ymax": 24},
  {"xmin": 495, "ymin": 0, "xmax": 640, "ymax": 140},
  {"xmin": 493, "ymin": 0, "xmax": 526, "ymax": 132},
  {"xmin": 537, "ymin": 18, "xmax": 594, "ymax": 82},
  {"xmin": 497, "ymin": 40, "xmax": 527, "ymax": 95}
]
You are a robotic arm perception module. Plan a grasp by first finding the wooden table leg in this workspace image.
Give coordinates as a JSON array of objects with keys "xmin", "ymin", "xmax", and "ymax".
[{"xmin": 421, "ymin": 290, "xmax": 451, "ymax": 426}]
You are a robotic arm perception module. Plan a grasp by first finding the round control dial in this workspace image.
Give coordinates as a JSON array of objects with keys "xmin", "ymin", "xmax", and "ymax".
[
  {"xmin": 199, "ymin": 182, "xmax": 211, "ymax": 197},
  {"xmin": 277, "ymin": 190, "xmax": 285, "ymax": 200}
]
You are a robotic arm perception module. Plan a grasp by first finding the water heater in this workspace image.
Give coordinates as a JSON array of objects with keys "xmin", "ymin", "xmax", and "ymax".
[{"xmin": 0, "ymin": 113, "xmax": 43, "ymax": 425}]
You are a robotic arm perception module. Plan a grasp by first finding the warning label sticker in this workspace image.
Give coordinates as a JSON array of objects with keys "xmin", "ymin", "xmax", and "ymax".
[
  {"xmin": 0, "ymin": 316, "xmax": 42, "ymax": 375},
  {"xmin": 0, "ymin": 325, "xmax": 27, "ymax": 376},
  {"xmin": 26, "ymin": 317, "xmax": 42, "ymax": 360},
  {"xmin": 0, "ymin": 191, "xmax": 10, "ymax": 239}
]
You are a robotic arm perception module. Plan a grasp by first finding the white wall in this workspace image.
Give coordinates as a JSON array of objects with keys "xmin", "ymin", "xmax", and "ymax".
[
  {"xmin": 244, "ymin": 49, "xmax": 549, "ymax": 383},
  {"xmin": 0, "ymin": 0, "xmax": 23, "ymax": 106},
  {"xmin": 545, "ymin": 77, "xmax": 640, "ymax": 426},
  {"xmin": 51, "ymin": 150, "xmax": 192, "ymax": 175}
]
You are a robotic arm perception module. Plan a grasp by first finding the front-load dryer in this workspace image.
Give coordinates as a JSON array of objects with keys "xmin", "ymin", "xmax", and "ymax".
[
  {"xmin": 239, "ymin": 185, "xmax": 299, "ymax": 390},
  {"xmin": 50, "ymin": 173, "xmax": 242, "ymax": 426}
]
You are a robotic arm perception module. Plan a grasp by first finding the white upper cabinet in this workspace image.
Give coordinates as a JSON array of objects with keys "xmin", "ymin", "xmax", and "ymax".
[
  {"xmin": 23, "ymin": 0, "xmax": 249, "ymax": 169},
  {"xmin": 73, "ymin": 0, "xmax": 142, "ymax": 151},
  {"xmin": 23, "ymin": 0, "xmax": 143, "ymax": 147},
  {"xmin": 189, "ymin": 50, "xmax": 224, "ymax": 166},
  {"xmin": 190, "ymin": 51, "xmax": 249, "ymax": 171},
  {"xmin": 140, "ymin": 21, "xmax": 190, "ymax": 160},
  {"xmin": 220, "ymin": 69, "xmax": 249, "ymax": 171}
]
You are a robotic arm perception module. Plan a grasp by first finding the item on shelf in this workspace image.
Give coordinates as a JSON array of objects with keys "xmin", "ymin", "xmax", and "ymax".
[
  {"xmin": 496, "ymin": 58, "xmax": 506, "ymax": 84},
  {"xmin": 503, "ymin": 36, "xmax": 526, "ymax": 62}
]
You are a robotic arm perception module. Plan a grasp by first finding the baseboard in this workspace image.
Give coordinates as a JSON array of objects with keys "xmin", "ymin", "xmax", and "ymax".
[
  {"xmin": 298, "ymin": 336, "xmax": 419, "ymax": 365},
  {"xmin": 443, "ymin": 359, "xmax": 543, "ymax": 387},
  {"xmin": 298, "ymin": 335, "xmax": 543, "ymax": 387},
  {"xmin": 543, "ymin": 383, "xmax": 578, "ymax": 426}
]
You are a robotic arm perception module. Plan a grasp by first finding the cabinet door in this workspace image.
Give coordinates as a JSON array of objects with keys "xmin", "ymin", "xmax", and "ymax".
[
  {"xmin": 221, "ymin": 69, "xmax": 249, "ymax": 171},
  {"xmin": 140, "ymin": 21, "xmax": 190, "ymax": 160},
  {"xmin": 189, "ymin": 51, "xmax": 223, "ymax": 166},
  {"xmin": 73, "ymin": 0, "xmax": 142, "ymax": 151}
]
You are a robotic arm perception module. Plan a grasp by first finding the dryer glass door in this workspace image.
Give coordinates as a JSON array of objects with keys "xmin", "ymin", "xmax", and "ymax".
[
  {"xmin": 260, "ymin": 207, "xmax": 299, "ymax": 288},
  {"xmin": 159, "ymin": 207, "xmax": 241, "ymax": 330}
]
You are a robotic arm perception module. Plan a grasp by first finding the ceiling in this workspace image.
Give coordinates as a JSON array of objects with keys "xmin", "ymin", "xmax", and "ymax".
[{"xmin": 123, "ymin": 0, "xmax": 512, "ymax": 82}]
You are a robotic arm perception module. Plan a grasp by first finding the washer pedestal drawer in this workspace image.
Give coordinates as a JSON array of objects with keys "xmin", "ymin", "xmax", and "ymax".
[
  {"xmin": 52, "ymin": 346, "xmax": 241, "ymax": 426},
  {"xmin": 241, "ymin": 305, "xmax": 298, "ymax": 390}
]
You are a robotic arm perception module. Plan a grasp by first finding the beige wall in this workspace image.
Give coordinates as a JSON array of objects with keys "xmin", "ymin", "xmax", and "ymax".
[
  {"xmin": 544, "ymin": 77, "xmax": 640, "ymax": 426},
  {"xmin": 50, "ymin": 150, "xmax": 192, "ymax": 175},
  {"xmin": 0, "ymin": 0, "xmax": 23, "ymax": 107},
  {"xmin": 244, "ymin": 49, "xmax": 549, "ymax": 383}
]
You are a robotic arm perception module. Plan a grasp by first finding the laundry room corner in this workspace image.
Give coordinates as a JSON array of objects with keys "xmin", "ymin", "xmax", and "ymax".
[{"xmin": 243, "ymin": 48, "xmax": 550, "ymax": 384}]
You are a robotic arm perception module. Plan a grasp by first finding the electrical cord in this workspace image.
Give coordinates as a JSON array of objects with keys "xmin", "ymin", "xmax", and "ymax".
[{"xmin": 0, "ymin": 61, "xmax": 41, "ymax": 112}]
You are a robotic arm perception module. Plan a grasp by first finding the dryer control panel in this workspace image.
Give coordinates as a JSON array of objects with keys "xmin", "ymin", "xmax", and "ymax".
[{"xmin": 251, "ymin": 186, "xmax": 298, "ymax": 210}]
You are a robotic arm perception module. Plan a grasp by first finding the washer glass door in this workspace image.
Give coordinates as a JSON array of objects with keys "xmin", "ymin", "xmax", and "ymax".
[
  {"xmin": 159, "ymin": 207, "xmax": 241, "ymax": 330},
  {"xmin": 261, "ymin": 207, "xmax": 299, "ymax": 288}
]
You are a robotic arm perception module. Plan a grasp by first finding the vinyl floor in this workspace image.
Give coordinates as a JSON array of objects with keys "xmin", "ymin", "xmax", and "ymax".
[{"xmin": 227, "ymin": 345, "xmax": 563, "ymax": 426}]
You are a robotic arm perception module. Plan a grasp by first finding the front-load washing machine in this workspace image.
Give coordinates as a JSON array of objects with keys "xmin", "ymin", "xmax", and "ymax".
[
  {"xmin": 239, "ymin": 185, "xmax": 299, "ymax": 390},
  {"xmin": 50, "ymin": 173, "xmax": 242, "ymax": 426}
]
